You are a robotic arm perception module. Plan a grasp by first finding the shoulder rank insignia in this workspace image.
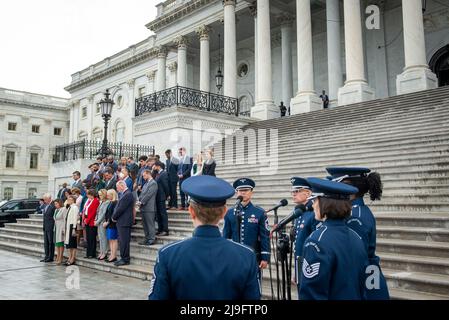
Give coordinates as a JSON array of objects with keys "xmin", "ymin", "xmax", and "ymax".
[{"xmin": 302, "ymin": 259, "xmax": 320, "ymax": 279}]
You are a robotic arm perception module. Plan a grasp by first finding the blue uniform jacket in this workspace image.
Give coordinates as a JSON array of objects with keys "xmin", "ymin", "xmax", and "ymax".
[
  {"xmin": 293, "ymin": 205, "xmax": 322, "ymax": 283},
  {"xmin": 148, "ymin": 225, "xmax": 261, "ymax": 300},
  {"xmin": 346, "ymin": 197, "xmax": 390, "ymax": 300},
  {"xmin": 222, "ymin": 201, "xmax": 271, "ymax": 262},
  {"xmin": 299, "ymin": 219, "xmax": 368, "ymax": 300}
]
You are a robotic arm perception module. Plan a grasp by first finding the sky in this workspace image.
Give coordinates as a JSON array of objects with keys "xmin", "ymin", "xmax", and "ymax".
[{"xmin": 0, "ymin": 0, "xmax": 158, "ymax": 98}]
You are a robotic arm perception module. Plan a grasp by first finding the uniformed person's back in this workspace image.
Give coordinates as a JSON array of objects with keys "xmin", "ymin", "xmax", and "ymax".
[{"xmin": 148, "ymin": 175, "xmax": 261, "ymax": 300}]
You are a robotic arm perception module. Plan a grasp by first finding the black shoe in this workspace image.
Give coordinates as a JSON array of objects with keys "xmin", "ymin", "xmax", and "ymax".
[
  {"xmin": 138, "ymin": 241, "xmax": 148, "ymax": 245},
  {"xmin": 106, "ymin": 258, "xmax": 117, "ymax": 263},
  {"xmin": 146, "ymin": 240, "xmax": 156, "ymax": 246},
  {"xmin": 158, "ymin": 231, "xmax": 169, "ymax": 237},
  {"xmin": 40, "ymin": 259, "xmax": 47, "ymax": 262},
  {"xmin": 45, "ymin": 259, "xmax": 54, "ymax": 263},
  {"xmin": 114, "ymin": 260, "xmax": 130, "ymax": 266}
]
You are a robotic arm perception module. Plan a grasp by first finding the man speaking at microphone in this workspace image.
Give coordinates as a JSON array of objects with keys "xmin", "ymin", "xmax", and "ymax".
[
  {"xmin": 289, "ymin": 177, "xmax": 322, "ymax": 297},
  {"xmin": 223, "ymin": 178, "xmax": 271, "ymax": 274}
]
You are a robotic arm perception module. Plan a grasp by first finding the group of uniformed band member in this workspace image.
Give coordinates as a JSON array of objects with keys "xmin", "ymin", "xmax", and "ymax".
[{"xmin": 148, "ymin": 167, "xmax": 390, "ymax": 300}]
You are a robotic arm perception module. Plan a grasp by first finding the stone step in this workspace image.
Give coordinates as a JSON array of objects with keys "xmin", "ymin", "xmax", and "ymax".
[
  {"xmin": 383, "ymin": 269, "xmax": 449, "ymax": 296},
  {"xmin": 377, "ymin": 226, "xmax": 449, "ymax": 242},
  {"xmin": 217, "ymin": 157, "xmax": 449, "ymax": 177},
  {"xmin": 217, "ymin": 133, "xmax": 449, "ymax": 161},
  {"xmin": 387, "ymin": 287, "xmax": 448, "ymax": 300},
  {"xmin": 379, "ymin": 253, "xmax": 449, "ymax": 276},
  {"xmin": 375, "ymin": 213, "xmax": 449, "ymax": 228},
  {"xmin": 219, "ymin": 117, "xmax": 449, "ymax": 152},
  {"xmin": 376, "ymin": 238, "xmax": 449, "ymax": 258}
]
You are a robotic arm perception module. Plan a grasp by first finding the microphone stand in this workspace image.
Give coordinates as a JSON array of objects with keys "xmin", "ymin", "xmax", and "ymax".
[
  {"xmin": 273, "ymin": 209, "xmax": 293, "ymax": 300},
  {"xmin": 235, "ymin": 204, "xmax": 243, "ymax": 243}
]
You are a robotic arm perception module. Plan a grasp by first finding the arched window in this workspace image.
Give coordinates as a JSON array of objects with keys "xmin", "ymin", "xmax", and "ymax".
[
  {"xmin": 92, "ymin": 127, "xmax": 103, "ymax": 142},
  {"xmin": 239, "ymin": 95, "xmax": 251, "ymax": 115},
  {"xmin": 114, "ymin": 120, "xmax": 125, "ymax": 143}
]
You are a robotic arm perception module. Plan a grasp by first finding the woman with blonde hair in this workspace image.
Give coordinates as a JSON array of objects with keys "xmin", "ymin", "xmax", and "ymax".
[
  {"xmin": 191, "ymin": 152, "xmax": 204, "ymax": 176},
  {"xmin": 95, "ymin": 189, "xmax": 110, "ymax": 260},
  {"xmin": 53, "ymin": 199, "xmax": 67, "ymax": 265},
  {"xmin": 202, "ymin": 149, "xmax": 216, "ymax": 177},
  {"xmin": 64, "ymin": 196, "xmax": 79, "ymax": 265},
  {"xmin": 103, "ymin": 189, "xmax": 119, "ymax": 263}
]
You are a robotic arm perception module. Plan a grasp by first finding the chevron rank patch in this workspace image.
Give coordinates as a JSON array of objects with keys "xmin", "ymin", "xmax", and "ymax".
[
  {"xmin": 265, "ymin": 218, "xmax": 270, "ymax": 231},
  {"xmin": 302, "ymin": 259, "xmax": 320, "ymax": 279}
]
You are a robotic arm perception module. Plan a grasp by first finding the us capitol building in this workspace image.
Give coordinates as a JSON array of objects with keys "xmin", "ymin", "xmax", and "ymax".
[{"xmin": 1, "ymin": 0, "xmax": 449, "ymax": 198}]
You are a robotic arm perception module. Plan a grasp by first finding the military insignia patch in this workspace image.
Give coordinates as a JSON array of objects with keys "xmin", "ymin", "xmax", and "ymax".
[
  {"xmin": 240, "ymin": 179, "xmax": 247, "ymax": 183},
  {"xmin": 265, "ymin": 218, "xmax": 270, "ymax": 231},
  {"xmin": 248, "ymin": 214, "xmax": 258, "ymax": 223},
  {"xmin": 291, "ymin": 178, "xmax": 296, "ymax": 184},
  {"xmin": 302, "ymin": 259, "xmax": 320, "ymax": 279}
]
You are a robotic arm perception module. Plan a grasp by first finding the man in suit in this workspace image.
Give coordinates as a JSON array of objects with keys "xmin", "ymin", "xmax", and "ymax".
[
  {"xmin": 103, "ymin": 169, "xmax": 117, "ymax": 191},
  {"xmin": 165, "ymin": 149, "xmax": 179, "ymax": 210},
  {"xmin": 112, "ymin": 181, "xmax": 134, "ymax": 266},
  {"xmin": 72, "ymin": 171, "xmax": 83, "ymax": 192},
  {"xmin": 41, "ymin": 193, "xmax": 56, "ymax": 262},
  {"xmin": 153, "ymin": 161, "xmax": 170, "ymax": 236},
  {"xmin": 137, "ymin": 169, "xmax": 158, "ymax": 245},
  {"xmin": 56, "ymin": 183, "xmax": 68, "ymax": 201},
  {"xmin": 177, "ymin": 147, "xmax": 192, "ymax": 210}
]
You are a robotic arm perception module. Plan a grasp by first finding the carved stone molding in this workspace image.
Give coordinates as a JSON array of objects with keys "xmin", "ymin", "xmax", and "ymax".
[
  {"xmin": 173, "ymin": 35, "xmax": 189, "ymax": 49},
  {"xmin": 196, "ymin": 25, "xmax": 212, "ymax": 41}
]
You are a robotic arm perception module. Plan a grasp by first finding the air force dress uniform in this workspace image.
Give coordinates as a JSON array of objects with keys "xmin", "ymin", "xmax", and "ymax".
[
  {"xmin": 290, "ymin": 177, "xmax": 322, "ymax": 295},
  {"xmin": 148, "ymin": 175, "xmax": 261, "ymax": 300},
  {"xmin": 299, "ymin": 178, "xmax": 368, "ymax": 300},
  {"xmin": 223, "ymin": 178, "xmax": 271, "ymax": 264},
  {"xmin": 326, "ymin": 167, "xmax": 390, "ymax": 300}
]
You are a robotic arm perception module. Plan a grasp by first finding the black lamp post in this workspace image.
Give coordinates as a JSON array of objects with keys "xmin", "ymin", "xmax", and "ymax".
[
  {"xmin": 422, "ymin": 0, "xmax": 427, "ymax": 13},
  {"xmin": 215, "ymin": 33, "xmax": 224, "ymax": 93},
  {"xmin": 98, "ymin": 89, "xmax": 114, "ymax": 157}
]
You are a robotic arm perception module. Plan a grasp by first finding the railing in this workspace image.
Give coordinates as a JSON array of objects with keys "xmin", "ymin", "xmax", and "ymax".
[
  {"xmin": 135, "ymin": 85, "xmax": 241, "ymax": 117},
  {"xmin": 52, "ymin": 140, "xmax": 155, "ymax": 164}
]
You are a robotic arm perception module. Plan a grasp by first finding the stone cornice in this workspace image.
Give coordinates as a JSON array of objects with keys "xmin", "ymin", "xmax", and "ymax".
[
  {"xmin": 146, "ymin": 0, "xmax": 216, "ymax": 32},
  {"xmin": 65, "ymin": 48, "xmax": 159, "ymax": 93},
  {"xmin": 0, "ymin": 97, "xmax": 70, "ymax": 112}
]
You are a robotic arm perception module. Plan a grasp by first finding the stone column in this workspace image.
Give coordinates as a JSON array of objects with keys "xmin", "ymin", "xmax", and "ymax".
[
  {"xmin": 223, "ymin": 0, "xmax": 237, "ymax": 98},
  {"xmin": 326, "ymin": 0, "xmax": 343, "ymax": 107},
  {"xmin": 337, "ymin": 0, "xmax": 375, "ymax": 106},
  {"xmin": 146, "ymin": 70, "xmax": 157, "ymax": 94},
  {"xmin": 280, "ymin": 14, "xmax": 294, "ymax": 110},
  {"xmin": 396, "ymin": 0, "xmax": 437, "ymax": 95},
  {"xmin": 249, "ymin": 1, "xmax": 258, "ymax": 103},
  {"xmin": 174, "ymin": 36, "xmax": 188, "ymax": 87},
  {"xmin": 156, "ymin": 46, "xmax": 167, "ymax": 91},
  {"xmin": 168, "ymin": 62, "xmax": 178, "ymax": 87},
  {"xmin": 196, "ymin": 25, "xmax": 211, "ymax": 92},
  {"xmin": 251, "ymin": 0, "xmax": 278, "ymax": 120},
  {"xmin": 290, "ymin": 0, "xmax": 321, "ymax": 114}
]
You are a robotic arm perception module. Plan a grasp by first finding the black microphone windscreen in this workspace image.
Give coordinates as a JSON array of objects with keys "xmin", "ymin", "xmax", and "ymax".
[
  {"xmin": 295, "ymin": 204, "xmax": 307, "ymax": 212},
  {"xmin": 280, "ymin": 199, "xmax": 288, "ymax": 207},
  {"xmin": 237, "ymin": 196, "xmax": 243, "ymax": 201}
]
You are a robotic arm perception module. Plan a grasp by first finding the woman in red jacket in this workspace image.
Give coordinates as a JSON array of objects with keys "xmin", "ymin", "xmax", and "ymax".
[{"xmin": 83, "ymin": 189, "xmax": 100, "ymax": 259}]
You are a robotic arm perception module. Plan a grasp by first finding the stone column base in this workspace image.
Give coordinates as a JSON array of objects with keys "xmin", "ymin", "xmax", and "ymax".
[
  {"xmin": 290, "ymin": 92, "xmax": 322, "ymax": 115},
  {"xmin": 337, "ymin": 81, "xmax": 375, "ymax": 106},
  {"xmin": 250, "ymin": 102, "xmax": 279, "ymax": 120},
  {"xmin": 396, "ymin": 67, "xmax": 438, "ymax": 95}
]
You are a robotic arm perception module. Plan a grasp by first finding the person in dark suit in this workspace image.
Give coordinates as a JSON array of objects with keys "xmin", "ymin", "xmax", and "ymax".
[
  {"xmin": 148, "ymin": 176, "xmax": 261, "ymax": 300},
  {"xmin": 57, "ymin": 183, "xmax": 68, "ymax": 202},
  {"xmin": 164, "ymin": 149, "xmax": 179, "ymax": 209},
  {"xmin": 41, "ymin": 193, "xmax": 56, "ymax": 262},
  {"xmin": 202, "ymin": 149, "xmax": 216, "ymax": 176},
  {"xmin": 153, "ymin": 161, "xmax": 170, "ymax": 236},
  {"xmin": 103, "ymin": 169, "xmax": 117, "ymax": 191},
  {"xmin": 137, "ymin": 169, "xmax": 158, "ymax": 245},
  {"xmin": 112, "ymin": 181, "xmax": 134, "ymax": 266},
  {"xmin": 72, "ymin": 171, "xmax": 84, "ymax": 193},
  {"xmin": 177, "ymin": 147, "xmax": 192, "ymax": 210}
]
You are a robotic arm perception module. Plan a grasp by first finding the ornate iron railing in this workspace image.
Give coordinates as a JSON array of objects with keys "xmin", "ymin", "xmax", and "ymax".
[
  {"xmin": 135, "ymin": 85, "xmax": 242, "ymax": 117},
  {"xmin": 52, "ymin": 140, "xmax": 155, "ymax": 163}
]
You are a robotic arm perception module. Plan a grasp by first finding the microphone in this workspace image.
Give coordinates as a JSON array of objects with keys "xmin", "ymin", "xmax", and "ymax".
[
  {"xmin": 234, "ymin": 196, "xmax": 244, "ymax": 210},
  {"xmin": 264, "ymin": 199, "xmax": 288, "ymax": 214},
  {"xmin": 271, "ymin": 204, "xmax": 306, "ymax": 233}
]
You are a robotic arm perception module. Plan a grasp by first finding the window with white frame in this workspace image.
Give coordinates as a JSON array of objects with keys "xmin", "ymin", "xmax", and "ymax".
[
  {"xmin": 31, "ymin": 125, "xmax": 40, "ymax": 134},
  {"xmin": 138, "ymin": 87, "xmax": 146, "ymax": 98},
  {"xmin": 30, "ymin": 153, "xmax": 38, "ymax": 169},
  {"xmin": 6, "ymin": 151, "xmax": 15, "ymax": 168},
  {"xmin": 81, "ymin": 107, "xmax": 87, "ymax": 118},
  {"xmin": 54, "ymin": 127, "xmax": 62, "ymax": 136},
  {"xmin": 3, "ymin": 187, "xmax": 13, "ymax": 200},
  {"xmin": 28, "ymin": 188, "xmax": 37, "ymax": 199},
  {"xmin": 8, "ymin": 122, "xmax": 17, "ymax": 131}
]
